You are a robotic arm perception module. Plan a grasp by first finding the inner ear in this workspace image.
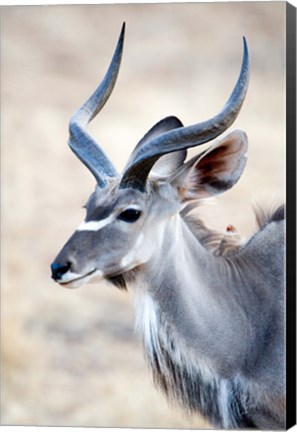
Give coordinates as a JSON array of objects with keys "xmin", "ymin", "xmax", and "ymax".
[
  {"xmin": 173, "ymin": 129, "xmax": 248, "ymax": 200},
  {"xmin": 125, "ymin": 116, "xmax": 184, "ymax": 174},
  {"xmin": 150, "ymin": 149, "xmax": 187, "ymax": 178}
]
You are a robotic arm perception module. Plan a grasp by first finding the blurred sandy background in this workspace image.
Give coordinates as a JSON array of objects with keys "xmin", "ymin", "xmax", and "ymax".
[{"xmin": 1, "ymin": 2, "xmax": 285, "ymax": 428}]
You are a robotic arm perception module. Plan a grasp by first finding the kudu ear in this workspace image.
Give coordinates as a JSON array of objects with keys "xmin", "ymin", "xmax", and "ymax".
[
  {"xmin": 171, "ymin": 130, "xmax": 248, "ymax": 201},
  {"xmin": 150, "ymin": 150, "xmax": 187, "ymax": 178}
]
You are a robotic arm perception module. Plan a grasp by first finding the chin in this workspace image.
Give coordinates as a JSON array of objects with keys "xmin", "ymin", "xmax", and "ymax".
[{"xmin": 58, "ymin": 269, "xmax": 104, "ymax": 289}]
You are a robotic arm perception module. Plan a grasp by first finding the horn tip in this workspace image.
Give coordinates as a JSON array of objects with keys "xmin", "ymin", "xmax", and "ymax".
[
  {"xmin": 242, "ymin": 36, "xmax": 249, "ymax": 57},
  {"xmin": 121, "ymin": 22, "xmax": 126, "ymax": 37},
  {"xmin": 241, "ymin": 36, "xmax": 250, "ymax": 78}
]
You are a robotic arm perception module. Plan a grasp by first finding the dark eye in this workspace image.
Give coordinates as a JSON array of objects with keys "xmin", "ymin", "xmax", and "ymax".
[{"xmin": 118, "ymin": 208, "xmax": 142, "ymax": 223}]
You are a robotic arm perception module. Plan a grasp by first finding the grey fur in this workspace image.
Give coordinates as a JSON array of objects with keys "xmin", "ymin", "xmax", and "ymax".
[{"xmin": 131, "ymin": 205, "xmax": 285, "ymax": 429}]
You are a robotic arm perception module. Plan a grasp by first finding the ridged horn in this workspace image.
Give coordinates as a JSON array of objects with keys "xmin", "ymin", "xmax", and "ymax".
[
  {"xmin": 68, "ymin": 23, "xmax": 125, "ymax": 188},
  {"xmin": 120, "ymin": 37, "xmax": 249, "ymax": 191}
]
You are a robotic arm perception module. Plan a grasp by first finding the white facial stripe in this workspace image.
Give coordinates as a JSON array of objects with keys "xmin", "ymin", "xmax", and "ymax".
[
  {"xmin": 77, "ymin": 214, "xmax": 114, "ymax": 232},
  {"xmin": 77, "ymin": 204, "xmax": 143, "ymax": 232}
]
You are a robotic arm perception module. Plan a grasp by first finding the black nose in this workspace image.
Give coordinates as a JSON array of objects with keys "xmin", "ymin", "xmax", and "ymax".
[{"xmin": 51, "ymin": 262, "xmax": 71, "ymax": 281}]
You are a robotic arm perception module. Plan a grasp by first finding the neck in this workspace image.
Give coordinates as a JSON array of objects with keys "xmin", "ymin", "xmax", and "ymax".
[
  {"xmin": 128, "ymin": 214, "xmax": 256, "ymax": 428},
  {"xmin": 131, "ymin": 214, "xmax": 253, "ymax": 374},
  {"xmin": 120, "ymin": 213, "xmax": 284, "ymax": 429}
]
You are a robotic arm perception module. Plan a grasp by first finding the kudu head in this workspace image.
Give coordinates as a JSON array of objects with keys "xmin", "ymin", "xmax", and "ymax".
[{"xmin": 51, "ymin": 23, "xmax": 250, "ymax": 289}]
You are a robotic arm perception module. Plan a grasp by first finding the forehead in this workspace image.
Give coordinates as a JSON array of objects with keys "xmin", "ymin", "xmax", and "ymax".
[{"xmin": 85, "ymin": 184, "xmax": 147, "ymax": 221}]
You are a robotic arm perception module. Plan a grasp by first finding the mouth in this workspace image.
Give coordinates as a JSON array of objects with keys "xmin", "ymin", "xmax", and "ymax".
[{"xmin": 57, "ymin": 268, "xmax": 102, "ymax": 288}]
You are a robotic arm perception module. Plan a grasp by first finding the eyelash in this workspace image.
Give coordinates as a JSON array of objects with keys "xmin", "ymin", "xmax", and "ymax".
[{"xmin": 117, "ymin": 208, "xmax": 142, "ymax": 223}]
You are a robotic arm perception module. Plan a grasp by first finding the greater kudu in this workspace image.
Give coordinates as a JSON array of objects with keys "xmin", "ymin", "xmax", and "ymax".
[{"xmin": 51, "ymin": 24, "xmax": 285, "ymax": 429}]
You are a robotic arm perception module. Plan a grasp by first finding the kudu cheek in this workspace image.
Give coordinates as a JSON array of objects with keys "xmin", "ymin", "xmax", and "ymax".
[{"xmin": 118, "ymin": 233, "xmax": 146, "ymax": 270}]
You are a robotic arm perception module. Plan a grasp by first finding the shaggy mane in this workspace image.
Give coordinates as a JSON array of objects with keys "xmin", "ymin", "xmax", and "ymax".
[
  {"xmin": 182, "ymin": 200, "xmax": 285, "ymax": 257},
  {"xmin": 253, "ymin": 202, "xmax": 285, "ymax": 229}
]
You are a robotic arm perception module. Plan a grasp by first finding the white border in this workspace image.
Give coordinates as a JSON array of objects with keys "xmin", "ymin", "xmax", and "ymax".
[
  {"xmin": 1, "ymin": 1, "xmax": 295, "ymax": 431},
  {"xmin": 0, "ymin": 0, "xmax": 296, "ymax": 6}
]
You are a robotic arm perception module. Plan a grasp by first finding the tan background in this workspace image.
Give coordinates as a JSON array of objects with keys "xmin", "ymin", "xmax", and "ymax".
[{"xmin": 1, "ymin": 2, "xmax": 285, "ymax": 428}]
